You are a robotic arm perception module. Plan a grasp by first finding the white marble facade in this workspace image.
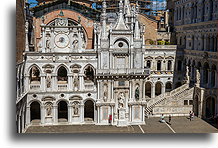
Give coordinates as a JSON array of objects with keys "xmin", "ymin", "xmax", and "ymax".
[{"xmin": 17, "ymin": 0, "xmax": 196, "ymax": 132}]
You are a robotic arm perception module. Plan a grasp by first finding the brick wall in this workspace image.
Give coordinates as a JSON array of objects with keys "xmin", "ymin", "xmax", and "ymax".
[
  {"xmin": 138, "ymin": 14, "xmax": 158, "ymax": 45},
  {"xmin": 16, "ymin": 0, "xmax": 25, "ymax": 63}
]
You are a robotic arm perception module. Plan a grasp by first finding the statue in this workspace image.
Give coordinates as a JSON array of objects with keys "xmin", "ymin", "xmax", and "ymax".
[
  {"xmin": 73, "ymin": 102, "xmax": 79, "ymax": 115},
  {"xmin": 103, "ymin": 84, "xmax": 108, "ymax": 102},
  {"xmin": 78, "ymin": 16, "xmax": 81, "ymax": 24},
  {"xmin": 118, "ymin": 93, "xmax": 125, "ymax": 108},
  {"xmin": 195, "ymin": 69, "xmax": 200, "ymax": 87},
  {"xmin": 135, "ymin": 87, "xmax": 139, "ymax": 101},
  {"xmin": 46, "ymin": 103, "xmax": 52, "ymax": 116},
  {"xmin": 46, "ymin": 38, "xmax": 50, "ymax": 49},
  {"xmin": 72, "ymin": 40, "xmax": 78, "ymax": 50},
  {"xmin": 46, "ymin": 73, "xmax": 51, "ymax": 88},
  {"xmin": 185, "ymin": 66, "xmax": 190, "ymax": 84},
  {"xmin": 73, "ymin": 75, "xmax": 79, "ymax": 91}
]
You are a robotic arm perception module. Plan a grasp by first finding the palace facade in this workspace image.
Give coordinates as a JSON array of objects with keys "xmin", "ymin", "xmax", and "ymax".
[{"xmin": 16, "ymin": 0, "xmax": 217, "ymax": 133}]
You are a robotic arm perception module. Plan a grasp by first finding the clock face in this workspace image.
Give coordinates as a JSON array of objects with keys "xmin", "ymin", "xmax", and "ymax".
[{"xmin": 54, "ymin": 34, "xmax": 70, "ymax": 48}]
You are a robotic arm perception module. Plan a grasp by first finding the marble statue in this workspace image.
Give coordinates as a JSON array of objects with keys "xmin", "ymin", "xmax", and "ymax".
[
  {"xmin": 46, "ymin": 102, "xmax": 52, "ymax": 116},
  {"xmin": 118, "ymin": 93, "xmax": 125, "ymax": 108},
  {"xmin": 46, "ymin": 73, "xmax": 51, "ymax": 88},
  {"xmin": 73, "ymin": 75, "xmax": 79, "ymax": 91},
  {"xmin": 73, "ymin": 102, "xmax": 79, "ymax": 115},
  {"xmin": 135, "ymin": 87, "xmax": 139, "ymax": 101}
]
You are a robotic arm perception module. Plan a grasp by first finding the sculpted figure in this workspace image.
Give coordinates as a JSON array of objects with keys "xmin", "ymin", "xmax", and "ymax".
[
  {"xmin": 46, "ymin": 103, "xmax": 52, "ymax": 116},
  {"xmin": 135, "ymin": 87, "xmax": 140, "ymax": 101},
  {"xmin": 73, "ymin": 75, "xmax": 79, "ymax": 91},
  {"xmin": 118, "ymin": 93, "xmax": 125, "ymax": 108},
  {"xmin": 73, "ymin": 102, "xmax": 79, "ymax": 115},
  {"xmin": 46, "ymin": 73, "xmax": 51, "ymax": 88}
]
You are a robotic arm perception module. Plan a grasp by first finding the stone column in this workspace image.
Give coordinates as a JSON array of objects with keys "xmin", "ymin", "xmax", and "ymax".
[
  {"xmin": 79, "ymin": 74, "xmax": 84, "ymax": 91},
  {"xmin": 52, "ymin": 75, "xmax": 57, "ymax": 91},
  {"xmin": 80, "ymin": 103, "xmax": 84, "ymax": 123},
  {"xmin": 97, "ymin": 106, "xmax": 100, "ymax": 123},
  {"xmin": 129, "ymin": 105, "xmax": 132, "ymax": 122},
  {"xmin": 111, "ymin": 80, "xmax": 114, "ymax": 102},
  {"xmin": 53, "ymin": 105, "xmax": 58, "ymax": 124},
  {"xmin": 41, "ymin": 75, "xmax": 46, "ymax": 92},
  {"xmin": 26, "ymin": 106, "xmax": 30, "ymax": 126},
  {"xmin": 162, "ymin": 83, "xmax": 165, "ymax": 95},
  {"xmin": 210, "ymin": 35, "xmax": 213, "ymax": 52},
  {"xmin": 111, "ymin": 106, "xmax": 114, "ymax": 125},
  {"xmin": 41, "ymin": 105, "xmax": 45, "ymax": 124},
  {"xmin": 25, "ymin": 21, "xmax": 29, "ymax": 52},
  {"xmin": 68, "ymin": 74, "xmax": 73, "ymax": 91},
  {"xmin": 41, "ymin": 26, "xmax": 46, "ymax": 53},
  {"xmin": 142, "ymin": 80, "xmax": 145, "ymax": 100},
  {"xmin": 129, "ymin": 80, "xmax": 133, "ymax": 101},
  {"xmin": 24, "ymin": 76, "xmax": 29, "ymax": 92},
  {"xmin": 214, "ymin": 36, "xmax": 217, "ymax": 52},
  {"xmin": 151, "ymin": 83, "xmax": 155, "ymax": 98},
  {"xmin": 97, "ymin": 81, "xmax": 100, "ymax": 102},
  {"xmin": 204, "ymin": 35, "xmax": 207, "ymax": 51},
  {"xmin": 68, "ymin": 104, "xmax": 72, "ymax": 124},
  {"xmin": 208, "ymin": 69, "xmax": 212, "ymax": 88}
]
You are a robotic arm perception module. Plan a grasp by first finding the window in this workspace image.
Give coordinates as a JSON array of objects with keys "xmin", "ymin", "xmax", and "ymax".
[
  {"xmin": 167, "ymin": 61, "xmax": 172, "ymax": 71},
  {"xmin": 57, "ymin": 66, "xmax": 68, "ymax": 82},
  {"xmin": 118, "ymin": 81, "xmax": 125, "ymax": 86},
  {"xmin": 157, "ymin": 61, "xmax": 161, "ymax": 71},
  {"xmin": 184, "ymin": 100, "xmax": 188, "ymax": 105},
  {"xmin": 189, "ymin": 100, "xmax": 193, "ymax": 105},
  {"xmin": 147, "ymin": 60, "xmax": 151, "ymax": 68}
]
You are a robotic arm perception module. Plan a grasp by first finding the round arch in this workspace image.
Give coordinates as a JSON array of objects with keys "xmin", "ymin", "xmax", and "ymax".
[
  {"xmin": 27, "ymin": 64, "xmax": 42, "ymax": 76},
  {"xmin": 57, "ymin": 100, "xmax": 68, "ymax": 122},
  {"xmin": 84, "ymin": 99, "xmax": 95, "ymax": 121},
  {"xmin": 155, "ymin": 82, "xmax": 163, "ymax": 96},
  {"xmin": 145, "ymin": 82, "xmax": 152, "ymax": 98},
  {"xmin": 165, "ymin": 82, "xmax": 173, "ymax": 92},
  {"xmin": 30, "ymin": 101, "xmax": 41, "ymax": 122}
]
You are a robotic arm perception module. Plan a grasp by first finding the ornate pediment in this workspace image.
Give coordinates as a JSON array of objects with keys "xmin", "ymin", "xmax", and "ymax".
[
  {"xmin": 144, "ymin": 56, "xmax": 153, "ymax": 60},
  {"xmin": 155, "ymin": 56, "xmax": 164, "ymax": 60},
  {"xmin": 42, "ymin": 64, "xmax": 55, "ymax": 73}
]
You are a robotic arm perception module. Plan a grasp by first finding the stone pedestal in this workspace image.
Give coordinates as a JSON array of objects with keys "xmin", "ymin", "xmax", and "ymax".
[
  {"xmin": 117, "ymin": 108, "xmax": 127, "ymax": 127},
  {"xmin": 45, "ymin": 116, "xmax": 53, "ymax": 125}
]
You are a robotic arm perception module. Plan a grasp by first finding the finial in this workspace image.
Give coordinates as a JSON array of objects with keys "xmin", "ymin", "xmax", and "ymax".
[{"xmin": 59, "ymin": 10, "xmax": 64, "ymax": 16}]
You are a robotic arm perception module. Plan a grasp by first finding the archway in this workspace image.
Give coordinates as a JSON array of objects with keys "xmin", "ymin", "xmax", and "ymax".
[
  {"xmin": 57, "ymin": 66, "xmax": 68, "ymax": 83},
  {"xmin": 84, "ymin": 65, "xmax": 95, "ymax": 83},
  {"xmin": 193, "ymin": 96, "xmax": 199, "ymax": 116},
  {"xmin": 165, "ymin": 82, "xmax": 172, "ymax": 92},
  {"xmin": 84, "ymin": 100, "xmax": 94, "ymax": 121},
  {"xmin": 58, "ymin": 101, "xmax": 68, "ymax": 122},
  {"xmin": 145, "ymin": 82, "xmax": 151, "ymax": 98},
  {"xmin": 155, "ymin": 82, "xmax": 162, "ymax": 96},
  {"xmin": 30, "ymin": 101, "xmax": 41, "ymax": 122},
  {"xmin": 30, "ymin": 66, "xmax": 40, "ymax": 83},
  {"xmin": 205, "ymin": 97, "xmax": 215, "ymax": 118}
]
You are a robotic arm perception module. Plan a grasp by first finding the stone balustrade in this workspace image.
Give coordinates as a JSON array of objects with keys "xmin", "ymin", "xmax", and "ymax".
[{"xmin": 97, "ymin": 68, "xmax": 150, "ymax": 75}]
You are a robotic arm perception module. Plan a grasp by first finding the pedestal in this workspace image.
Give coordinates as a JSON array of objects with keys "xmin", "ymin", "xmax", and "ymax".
[
  {"xmin": 117, "ymin": 108, "xmax": 127, "ymax": 127},
  {"xmin": 45, "ymin": 116, "xmax": 53, "ymax": 125}
]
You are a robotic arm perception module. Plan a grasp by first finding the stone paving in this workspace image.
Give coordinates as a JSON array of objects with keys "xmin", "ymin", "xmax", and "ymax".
[{"xmin": 25, "ymin": 117, "xmax": 217, "ymax": 133}]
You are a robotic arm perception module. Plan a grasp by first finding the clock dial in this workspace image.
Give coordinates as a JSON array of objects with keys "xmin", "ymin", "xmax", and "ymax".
[{"xmin": 54, "ymin": 34, "xmax": 70, "ymax": 48}]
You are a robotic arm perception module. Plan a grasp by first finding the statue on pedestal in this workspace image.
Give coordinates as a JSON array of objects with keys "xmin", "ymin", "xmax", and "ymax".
[
  {"xmin": 73, "ymin": 102, "xmax": 79, "ymax": 115},
  {"xmin": 195, "ymin": 69, "xmax": 200, "ymax": 87},
  {"xmin": 45, "ymin": 102, "xmax": 52, "ymax": 116},
  {"xmin": 185, "ymin": 66, "xmax": 190, "ymax": 84},
  {"xmin": 46, "ymin": 73, "xmax": 51, "ymax": 88},
  {"xmin": 118, "ymin": 92, "xmax": 125, "ymax": 109},
  {"xmin": 135, "ymin": 87, "xmax": 139, "ymax": 101},
  {"xmin": 73, "ymin": 75, "xmax": 79, "ymax": 91}
]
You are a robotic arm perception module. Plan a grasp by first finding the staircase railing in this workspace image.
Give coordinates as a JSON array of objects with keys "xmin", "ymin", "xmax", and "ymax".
[{"xmin": 145, "ymin": 83, "xmax": 190, "ymax": 115}]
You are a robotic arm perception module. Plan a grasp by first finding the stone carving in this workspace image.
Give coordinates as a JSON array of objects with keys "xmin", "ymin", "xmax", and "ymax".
[
  {"xmin": 72, "ymin": 102, "xmax": 79, "ymax": 115},
  {"xmin": 118, "ymin": 92, "xmax": 125, "ymax": 108},
  {"xmin": 46, "ymin": 37, "xmax": 51, "ymax": 50},
  {"xmin": 45, "ymin": 102, "xmax": 53, "ymax": 116},
  {"xmin": 55, "ymin": 18, "xmax": 68, "ymax": 26},
  {"xmin": 72, "ymin": 40, "xmax": 79, "ymax": 50},
  {"xmin": 185, "ymin": 66, "xmax": 190, "ymax": 84},
  {"xmin": 103, "ymin": 84, "xmax": 108, "ymax": 102},
  {"xmin": 46, "ymin": 73, "xmax": 51, "ymax": 88},
  {"xmin": 195, "ymin": 69, "xmax": 200, "ymax": 87},
  {"xmin": 73, "ymin": 75, "xmax": 79, "ymax": 91},
  {"xmin": 135, "ymin": 86, "xmax": 139, "ymax": 101}
]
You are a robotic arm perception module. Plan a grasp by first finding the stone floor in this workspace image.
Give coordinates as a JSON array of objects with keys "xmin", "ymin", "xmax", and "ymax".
[{"xmin": 25, "ymin": 117, "xmax": 217, "ymax": 133}]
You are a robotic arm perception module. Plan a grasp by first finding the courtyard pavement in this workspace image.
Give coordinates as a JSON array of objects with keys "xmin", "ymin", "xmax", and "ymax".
[{"xmin": 25, "ymin": 117, "xmax": 217, "ymax": 133}]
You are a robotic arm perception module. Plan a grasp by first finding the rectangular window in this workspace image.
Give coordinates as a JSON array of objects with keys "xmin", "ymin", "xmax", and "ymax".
[
  {"xmin": 118, "ymin": 81, "xmax": 125, "ymax": 86},
  {"xmin": 184, "ymin": 100, "xmax": 188, "ymax": 105},
  {"xmin": 189, "ymin": 100, "xmax": 193, "ymax": 105}
]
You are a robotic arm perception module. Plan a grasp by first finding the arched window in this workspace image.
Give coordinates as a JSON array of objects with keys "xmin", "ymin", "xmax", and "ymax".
[
  {"xmin": 211, "ymin": 65, "xmax": 216, "ymax": 87},
  {"xmin": 203, "ymin": 63, "xmax": 209, "ymax": 84},
  {"xmin": 145, "ymin": 82, "xmax": 151, "ymax": 98},
  {"xmin": 155, "ymin": 82, "xmax": 162, "ymax": 96},
  {"xmin": 177, "ymin": 60, "xmax": 182, "ymax": 71},
  {"xmin": 147, "ymin": 60, "xmax": 151, "ymax": 68},
  {"xmin": 57, "ymin": 66, "xmax": 68, "ymax": 82},
  {"xmin": 165, "ymin": 82, "xmax": 172, "ymax": 92},
  {"xmin": 30, "ymin": 66, "xmax": 40, "ymax": 83},
  {"xmin": 157, "ymin": 61, "xmax": 161, "ymax": 71},
  {"xmin": 84, "ymin": 65, "xmax": 95, "ymax": 83},
  {"xmin": 167, "ymin": 61, "xmax": 172, "ymax": 71}
]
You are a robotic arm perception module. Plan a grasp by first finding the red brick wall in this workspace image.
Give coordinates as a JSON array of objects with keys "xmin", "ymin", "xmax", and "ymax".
[
  {"xmin": 138, "ymin": 14, "xmax": 158, "ymax": 45},
  {"xmin": 16, "ymin": 0, "xmax": 25, "ymax": 63},
  {"xmin": 33, "ymin": 9, "xmax": 94, "ymax": 51}
]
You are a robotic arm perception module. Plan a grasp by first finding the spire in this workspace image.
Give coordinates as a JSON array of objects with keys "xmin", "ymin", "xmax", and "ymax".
[
  {"xmin": 114, "ymin": 0, "xmax": 128, "ymax": 30},
  {"xmin": 101, "ymin": 0, "xmax": 107, "ymax": 39},
  {"xmin": 124, "ymin": 0, "xmax": 131, "ymax": 16},
  {"xmin": 134, "ymin": 19, "xmax": 140, "ymax": 39}
]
